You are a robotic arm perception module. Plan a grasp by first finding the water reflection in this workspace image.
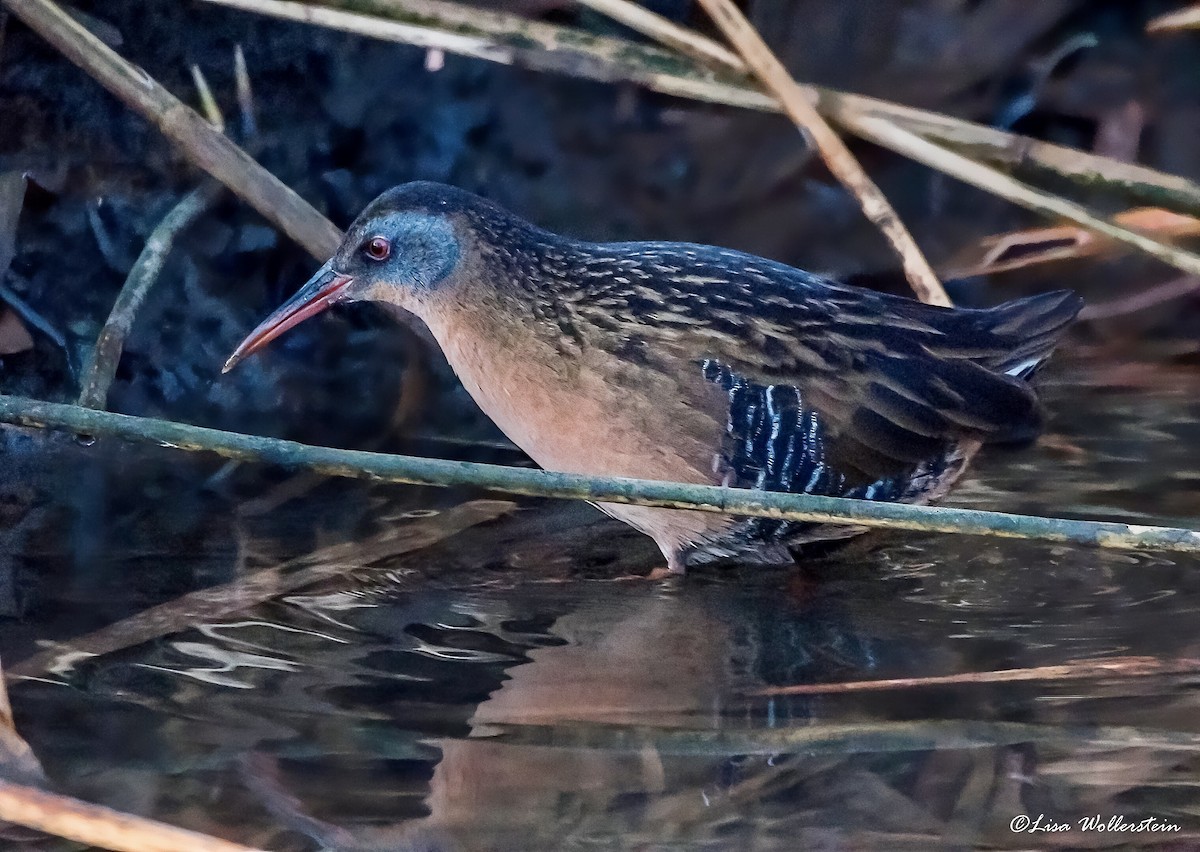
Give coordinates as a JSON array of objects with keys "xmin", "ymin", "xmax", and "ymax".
[{"xmin": 4, "ymin": 372, "xmax": 1200, "ymax": 849}]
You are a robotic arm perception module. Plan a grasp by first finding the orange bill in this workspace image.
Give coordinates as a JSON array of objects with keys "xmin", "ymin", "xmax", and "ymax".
[{"xmin": 222, "ymin": 261, "xmax": 352, "ymax": 373}]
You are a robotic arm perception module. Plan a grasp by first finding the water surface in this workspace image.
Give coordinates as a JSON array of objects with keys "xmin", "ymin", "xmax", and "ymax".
[{"xmin": 5, "ymin": 366, "xmax": 1200, "ymax": 850}]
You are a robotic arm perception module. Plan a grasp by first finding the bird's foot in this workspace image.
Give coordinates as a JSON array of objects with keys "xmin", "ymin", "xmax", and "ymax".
[
  {"xmin": 609, "ymin": 562, "xmax": 685, "ymax": 582},
  {"xmin": 645, "ymin": 565, "xmax": 677, "ymax": 581},
  {"xmin": 589, "ymin": 548, "xmax": 687, "ymax": 582}
]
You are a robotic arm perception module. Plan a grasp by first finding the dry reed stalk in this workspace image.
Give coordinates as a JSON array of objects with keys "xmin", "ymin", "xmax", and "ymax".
[
  {"xmin": 754, "ymin": 655, "xmax": 1200, "ymax": 697},
  {"xmin": 0, "ymin": 780, "xmax": 263, "ymax": 852},
  {"xmin": 77, "ymin": 185, "xmax": 221, "ymax": 410},
  {"xmin": 849, "ymin": 115, "xmax": 1200, "ymax": 278},
  {"xmin": 694, "ymin": 0, "xmax": 950, "ymax": 305},
  {"xmin": 1147, "ymin": 4, "xmax": 1200, "ymax": 32},
  {"xmin": 0, "ymin": 0, "xmax": 341, "ymax": 259},
  {"xmin": 573, "ymin": 0, "xmax": 745, "ymax": 71}
]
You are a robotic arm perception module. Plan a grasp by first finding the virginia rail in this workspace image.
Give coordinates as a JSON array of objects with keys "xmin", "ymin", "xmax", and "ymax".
[{"xmin": 225, "ymin": 182, "xmax": 1081, "ymax": 573}]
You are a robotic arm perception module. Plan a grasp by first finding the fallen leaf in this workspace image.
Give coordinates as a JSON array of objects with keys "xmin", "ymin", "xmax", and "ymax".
[{"xmin": 943, "ymin": 207, "xmax": 1200, "ymax": 278}]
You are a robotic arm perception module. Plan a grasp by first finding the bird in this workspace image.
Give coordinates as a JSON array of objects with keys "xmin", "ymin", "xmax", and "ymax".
[{"xmin": 224, "ymin": 182, "xmax": 1081, "ymax": 575}]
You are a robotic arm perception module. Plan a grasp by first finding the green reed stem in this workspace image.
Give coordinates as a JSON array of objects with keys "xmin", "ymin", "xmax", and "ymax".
[{"xmin": 3, "ymin": 393, "xmax": 1200, "ymax": 555}]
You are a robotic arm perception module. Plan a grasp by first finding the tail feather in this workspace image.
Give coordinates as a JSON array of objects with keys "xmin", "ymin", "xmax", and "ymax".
[{"xmin": 980, "ymin": 290, "xmax": 1082, "ymax": 377}]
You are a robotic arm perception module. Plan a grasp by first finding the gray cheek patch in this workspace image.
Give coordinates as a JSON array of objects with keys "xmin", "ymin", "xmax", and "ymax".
[{"xmin": 377, "ymin": 211, "xmax": 461, "ymax": 289}]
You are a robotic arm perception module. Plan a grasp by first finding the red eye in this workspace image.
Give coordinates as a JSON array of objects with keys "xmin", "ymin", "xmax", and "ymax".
[{"xmin": 364, "ymin": 236, "xmax": 390, "ymax": 261}]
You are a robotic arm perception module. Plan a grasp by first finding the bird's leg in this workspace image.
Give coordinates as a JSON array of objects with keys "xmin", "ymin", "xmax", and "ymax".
[
  {"xmin": 613, "ymin": 546, "xmax": 686, "ymax": 581},
  {"xmin": 642, "ymin": 547, "xmax": 687, "ymax": 580},
  {"xmin": 667, "ymin": 548, "xmax": 687, "ymax": 575}
]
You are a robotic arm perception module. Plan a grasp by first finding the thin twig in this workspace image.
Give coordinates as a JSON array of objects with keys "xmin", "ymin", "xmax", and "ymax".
[
  {"xmin": 1147, "ymin": 4, "xmax": 1200, "ymax": 32},
  {"xmin": 0, "ymin": 661, "xmax": 12, "ymax": 735},
  {"xmin": 233, "ymin": 45, "xmax": 257, "ymax": 139},
  {"xmin": 1079, "ymin": 276, "xmax": 1200, "ymax": 321},
  {"xmin": 753, "ymin": 655, "xmax": 1200, "ymax": 697},
  {"xmin": 206, "ymin": 0, "xmax": 584, "ymax": 68},
  {"xmin": 77, "ymin": 185, "xmax": 221, "ymax": 410},
  {"xmin": 0, "ymin": 780, "xmax": 263, "ymax": 852},
  {"xmin": 1, "ymin": 0, "xmax": 341, "ymax": 259},
  {"xmin": 477, "ymin": 718, "xmax": 1200, "ymax": 756},
  {"xmin": 2, "ymin": 393, "xmax": 1200, "ymax": 555},
  {"xmin": 702, "ymin": 0, "xmax": 951, "ymax": 305},
  {"xmin": 572, "ymin": 0, "xmax": 1200, "ymax": 221},
  {"xmin": 823, "ymin": 92, "xmax": 1200, "ymax": 218},
  {"xmin": 573, "ymin": 0, "xmax": 745, "ymax": 71},
  {"xmin": 586, "ymin": 0, "xmax": 1200, "ymax": 218},
  {"xmin": 190, "ymin": 64, "xmax": 225, "ymax": 130}
]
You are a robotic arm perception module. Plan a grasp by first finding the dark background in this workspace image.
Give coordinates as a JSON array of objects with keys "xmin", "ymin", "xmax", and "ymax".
[{"xmin": 3, "ymin": 0, "xmax": 1199, "ymax": 444}]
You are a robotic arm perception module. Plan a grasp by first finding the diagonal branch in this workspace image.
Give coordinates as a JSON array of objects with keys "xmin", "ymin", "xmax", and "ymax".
[
  {"xmin": 195, "ymin": 0, "xmax": 1200, "ymax": 220},
  {"xmin": 573, "ymin": 0, "xmax": 745, "ymax": 71},
  {"xmin": 570, "ymin": 0, "xmax": 1200, "ymax": 221},
  {"xmin": 77, "ymin": 185, "xmax": 221, "ymax": 410},
  {"xmin": 0, "ymin": 779, "xmax": 263, "ymax": 852},
  {"xmin": 851, "ymin": 115, "xmax": 1200, "ymax": 278},
  {"xmin": 1147, "ymin": 4, "xmax": 1200, "ymax": 32},
  {"xmin": 183, "ymin": 0, "xmax": 1200, "ymax": 282},
  {"xmin": 581, "ymin": 0, "xmax": 1200, "ymax": 280},
  {"xmin": 694, "ymin": 0, "xmax": 949, "ymax": 305},
  {"xmin": 480, "ymin": 718, "xmax": 1200, "ymax": 756},
  {"xmin": 753, "ymin": 655, "xmax": 1200, "ymax": 697},
  {"xmin": 1, "ymin": 0, "xmax": 341, "ymax": 259}
]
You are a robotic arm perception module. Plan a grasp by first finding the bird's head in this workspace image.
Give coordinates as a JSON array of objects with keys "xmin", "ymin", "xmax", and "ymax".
[{"xmin": 223, "ymin": 182, "xmax": 495, "ymax": 373}]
